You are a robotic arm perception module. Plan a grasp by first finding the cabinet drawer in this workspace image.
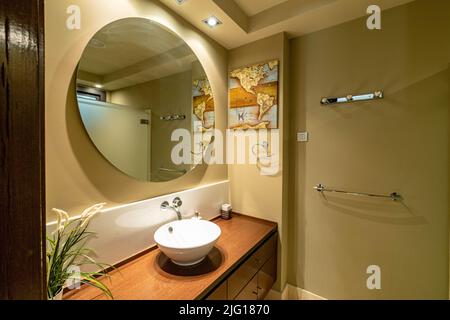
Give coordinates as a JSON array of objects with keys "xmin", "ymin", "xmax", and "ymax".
[
  {"xmin": 257, "ymin": 255, "xmax": 277, "ymax": 300},
  {"xmin": 206, "ymin": 280, "xmax": 228, "ymax": 300},
  {"xmin": 252, "ymin": 233, "xmax": 277, "ymax": 269},
  {"xmin": 234, "ymin": 274, "xmax": 258, "ymax": 300},
  {"xmin": 228, "ymin": 254, "xmax": 259, "ymax": 299},
  {"xmin": 228, "ymin": 233, "xmax": 277, "ymax": 299}
]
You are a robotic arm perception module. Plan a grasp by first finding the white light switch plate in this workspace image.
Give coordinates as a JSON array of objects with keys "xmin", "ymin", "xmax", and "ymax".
[{"xmin": 297, "ymin": 132, "xmax": 308, "ymax": 142}]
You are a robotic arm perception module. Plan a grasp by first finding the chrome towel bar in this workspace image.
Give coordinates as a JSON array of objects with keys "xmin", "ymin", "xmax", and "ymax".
[
  {"xmin": 160, "ymin": 114, "xmax": 186, "ymax": 121},
  {"xmin": 320, "ymin": 90, "xmax": 383, "ymax": 105},
  {"xmin": 159, "ymin": 167, "xmax": 187, "ymax": 174},
  {"xmin": 314, "ymin": 184, "xmax": 402, "ymax": 201}
]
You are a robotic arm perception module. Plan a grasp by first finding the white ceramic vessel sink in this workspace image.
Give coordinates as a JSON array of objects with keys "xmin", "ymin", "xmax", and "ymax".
[{"xmin": 154, "ymin": 219, "xmax": 221, "ymax": 266}]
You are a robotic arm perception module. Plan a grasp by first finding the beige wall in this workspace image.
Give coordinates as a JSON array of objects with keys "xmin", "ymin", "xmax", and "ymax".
[
  {"xmin": 228, "ymin": 33, "xmax": 290, "ymax": 290},
  {"xmin": 288, "ymin": 0, "xmax": 449, "ymax": 299},
  {"xmin": 45, "ymin": 0, "xmax": 227, "ymax": 219}
]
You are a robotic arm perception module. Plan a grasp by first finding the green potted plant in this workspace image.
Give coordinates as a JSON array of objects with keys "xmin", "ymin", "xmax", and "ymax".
[{"xmin": 47, "ymin": 203, "xmax": 113, "ymax": 300}]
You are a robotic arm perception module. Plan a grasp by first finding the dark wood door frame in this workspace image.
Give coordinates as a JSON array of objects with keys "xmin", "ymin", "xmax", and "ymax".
[{"xmin": 0, "ymin": 0, "xmax": 46, "ymax": 299}]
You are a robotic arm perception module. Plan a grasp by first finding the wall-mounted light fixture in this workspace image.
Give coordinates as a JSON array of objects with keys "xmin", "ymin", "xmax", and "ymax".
[
  {"xmin": 202, "ymin": 16, "xmax": 222, "ymax": 28},
  {"xmin": 94, "ymin": 84, "xmax": 103, "ymax": 89}
]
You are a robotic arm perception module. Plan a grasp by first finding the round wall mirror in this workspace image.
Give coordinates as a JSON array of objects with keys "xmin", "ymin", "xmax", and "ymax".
[{"xmin": 76, "ymin": 18, "xmax": 215, "ymax": 182}]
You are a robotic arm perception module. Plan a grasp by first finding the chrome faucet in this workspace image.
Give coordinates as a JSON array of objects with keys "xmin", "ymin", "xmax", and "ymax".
[{"xmin": 160, "ymin": 197, "xmax": 183, "ymax": 220}]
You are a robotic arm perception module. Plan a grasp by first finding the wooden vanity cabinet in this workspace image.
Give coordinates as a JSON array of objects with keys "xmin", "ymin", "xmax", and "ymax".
[
  {"xmin": 256, "ymin": 255, "xmax": 277, "ymax": 300},
  {"xmin": 234, "ymin": 274, "xmax": 258, "ymax": 300},
  {"xmin": 205, "ymin": 232, "xmax": 277, "ymax": 300},
  {"xmin": 66, "ymin": 215, "xmax": 277, "ymax": 300},
  {"xmin": 205, "ymin": 280, "xmax": 228, "ymax": 300},
  {"xmin": 234, "ymin": 255, "xmax": 277, "ymax": 300}
]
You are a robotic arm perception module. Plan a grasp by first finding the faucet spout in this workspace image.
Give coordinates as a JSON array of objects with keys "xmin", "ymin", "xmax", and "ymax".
[
  {"xmin": 171, "ymin": 207, "xmax": 182, "ymax": 220},
  {"xmin": 160, "ymin": 197, "xmax": 183, "ymax": 220}
]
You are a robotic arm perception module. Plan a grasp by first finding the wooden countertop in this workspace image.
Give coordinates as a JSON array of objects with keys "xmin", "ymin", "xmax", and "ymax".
[{"xmin": 65, "ymin": 214, "xmax": 277, "ymax": 300}]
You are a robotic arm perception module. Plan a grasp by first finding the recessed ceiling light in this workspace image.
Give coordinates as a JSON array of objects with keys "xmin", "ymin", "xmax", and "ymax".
[
  {"xmin": 94, "ymin": 84, "xmax": 103, "ymax": 89},
  {"xmin": 203, "ymin": 16, "xmax": 222, "ymax": 28},
  {"xmin": 176, "ymin": 0, "xmax": 187, "ymax": 5}
]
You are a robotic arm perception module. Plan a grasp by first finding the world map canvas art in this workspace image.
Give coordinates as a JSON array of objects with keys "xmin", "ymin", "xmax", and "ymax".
[
  {"xmin": 229, "ymin": 60, "xmax": 279, "ymax": 129},
  {"xmin": 193, "ymin": 78, "xmax": 215, "ymax": 132}
]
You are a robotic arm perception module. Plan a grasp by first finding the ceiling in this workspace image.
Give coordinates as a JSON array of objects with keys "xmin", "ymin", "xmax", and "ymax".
[
  {"xmin": 78, "ymin": 18, "xmax": 199, "ymax": 91},
  {"xmin": 159, "ymin": 0, "xmax": 415, "ymax": 49},
  {"xmin": 233, "ymin": 0, "xmax": 288, "ymax": 16}
]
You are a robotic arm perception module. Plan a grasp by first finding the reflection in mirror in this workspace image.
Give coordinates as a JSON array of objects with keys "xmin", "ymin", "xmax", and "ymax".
[{"xmin": 76, "ymin": 18, "xmax": 214, "ymax": 182}]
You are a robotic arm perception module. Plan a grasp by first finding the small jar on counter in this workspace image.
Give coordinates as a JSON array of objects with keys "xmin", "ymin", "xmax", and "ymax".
[{"xmin": 221, "ymin": 204, "xmax": 232, "ymax": 220}]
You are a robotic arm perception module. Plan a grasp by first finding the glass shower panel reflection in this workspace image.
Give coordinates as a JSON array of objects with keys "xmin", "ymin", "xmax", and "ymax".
[{"xmin": 78, "ymin": 98, "xmax": 150, "ymax": 181}]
